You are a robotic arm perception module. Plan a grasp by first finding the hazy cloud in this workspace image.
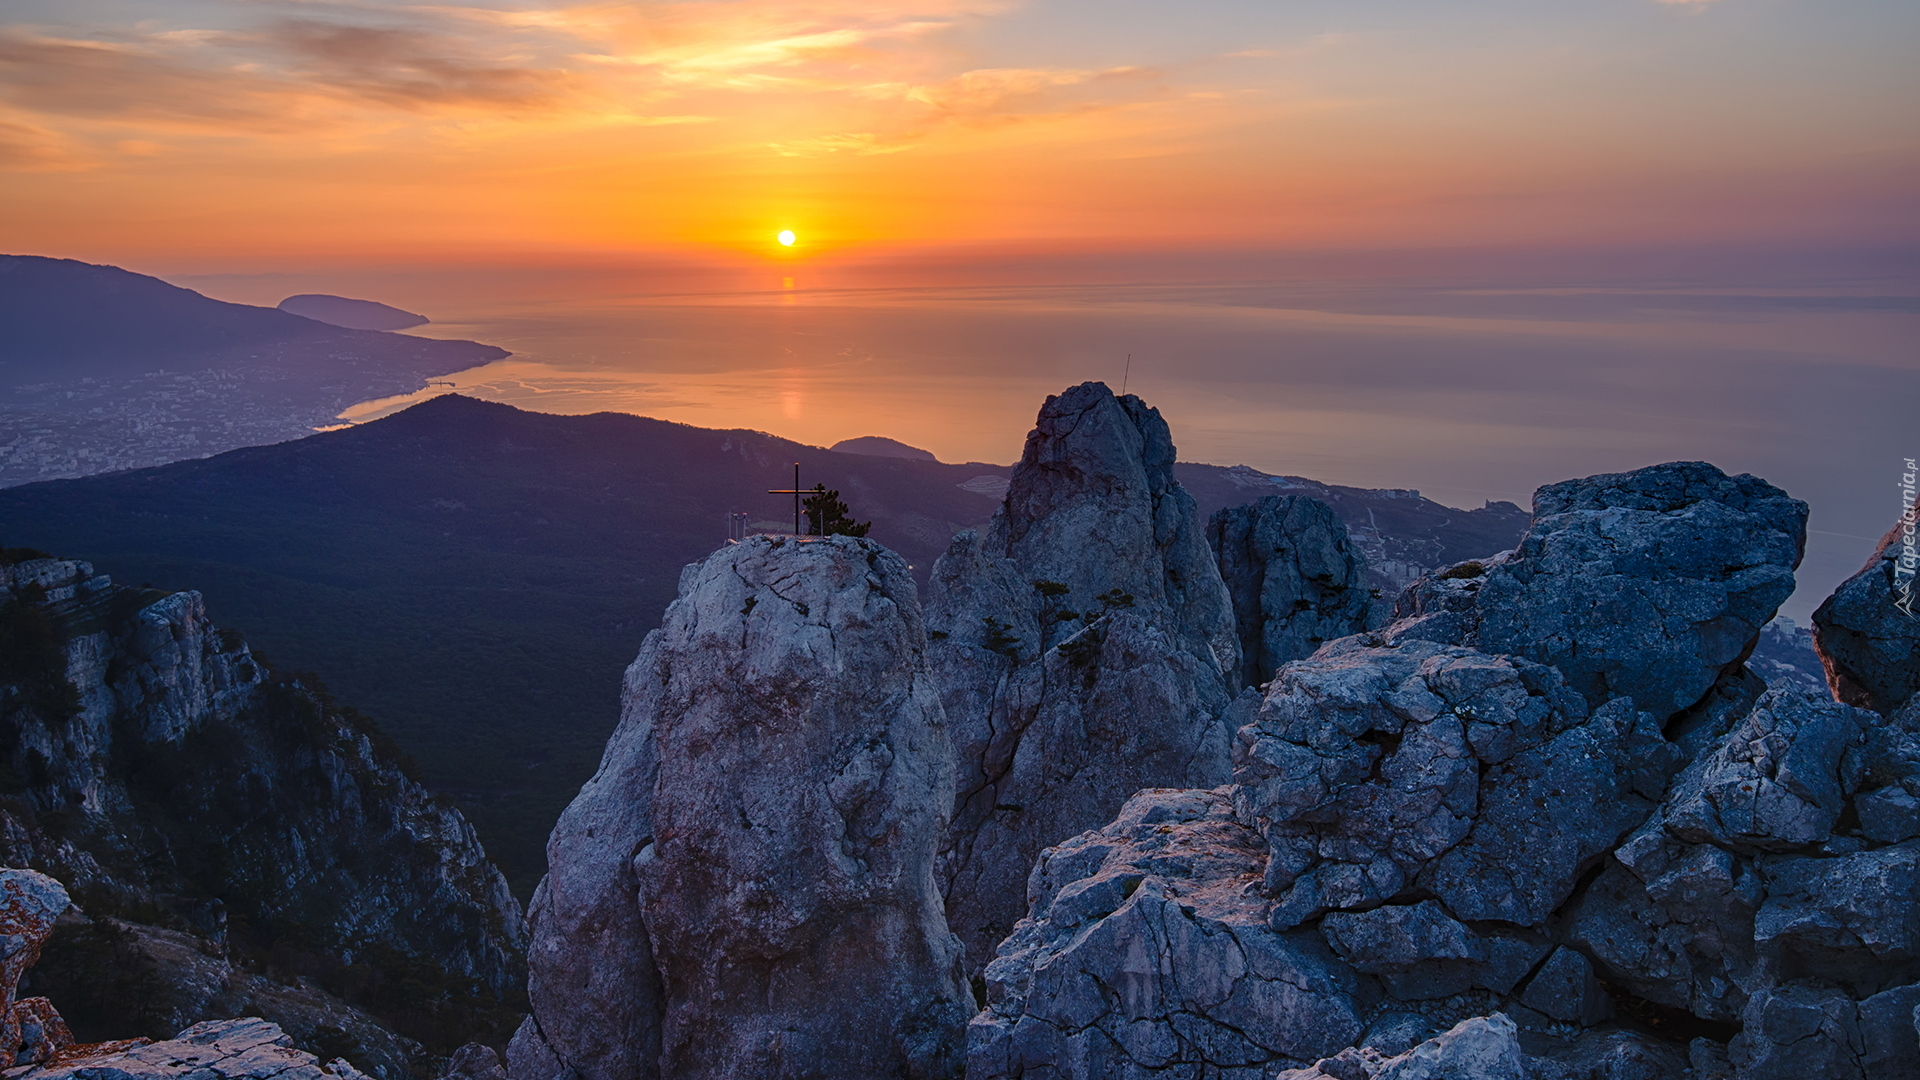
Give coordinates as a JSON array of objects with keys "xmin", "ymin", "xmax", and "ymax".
[
  {"xmin": 906, "ymin": 65, "xmax": 1158, "ymax": 120},
  {"xmin": 229, "ymin": 19, "xmax": 567, "ymax": 108},
  {"xmin": 0, "ymin": 113, "xmax": 75, "ymax": 168}
]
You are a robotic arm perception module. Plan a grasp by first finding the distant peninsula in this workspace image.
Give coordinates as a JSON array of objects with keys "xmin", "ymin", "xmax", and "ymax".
[
  {"xmin": 0, "ymin": 254, "xmax": 505, "ymax": 487},
  {"xmin": 279, "ymin": 292, "xmax": 430, "ymax": 331}
]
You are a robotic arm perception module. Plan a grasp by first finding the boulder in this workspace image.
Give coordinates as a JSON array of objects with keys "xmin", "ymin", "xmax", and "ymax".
[
  {"xmin": 1814, "ymin": 505, "xmax": 1920, "ymax": 714},
  {"xmin": 1232, "ymin": 636, "xmax": 1678, "ymax": 928},
  {"xmin": 7, "ymin": 1017, "xmax": 370, "ymax": 1079},
  {"xmin": 1208, "ymin": 495, "xmax": 1373, "ymax": 689},
  {"xmin": 927, "ymin": 382, "xmax": 1240, "ymax": 967},
  {"xmin": 1394, "ymin": 461, "xmax": 1806, "ymax": 720},
  {"xmin": 522, "ymin": 535, "xmax": 968, "ymax": 1080}
]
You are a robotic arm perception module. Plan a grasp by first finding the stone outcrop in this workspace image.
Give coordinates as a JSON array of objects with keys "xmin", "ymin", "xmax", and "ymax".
[
  {"xmin": 1235, "ymin": 636, "xmax": 1680, "ymax": 930},
  {"xmin": 1, "ymin": 869, "xmax": 72, "ymax": 1068},
  {"xmin": 972, "ymin": 459, "xmax": 1920, "ymax": 1079},
  {"xmin": 926, "ymin": 382, "xmax": 1240, "ymax": 966},
  {"xmin": 1813, "ymin": 507, "xmax": 1920, "ymax": 714},
  {"xmin": 1393, "ymin": 461, "xmax": 1807, "ymax": 720},
  {"xmin": 1207, "ymin": 495, "xmax": 1373, "ymax": 689},
  {"xmin": 0, "ymin": 555, "xmax": 524, "ymax": 1075},
  {"xmin": 518, "ymin": 535, "xmax": 968, "ymax": 1080},
  {"xmin": 970, "ymin": 788, "xmax": 1365, "ymax": 1079},
  {"xmin": 10, "ymin": 1017, "xmax": 371, "ymax": 1079}
]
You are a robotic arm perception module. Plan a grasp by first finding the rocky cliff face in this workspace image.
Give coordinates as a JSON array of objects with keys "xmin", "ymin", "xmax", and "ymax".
[
  {"xmin": 515, "ymin": 535, "xmax": 968, "ymax": 1080},
  {"xmin": 973, "ymin": 460, "xmax": 1920, "ymax": 1080},
  {"xmin": 1207, "ymin": 494, "xmax": 1374, "ymax": 689},
  {"xmin": 924, "ymin": 382, "xmax": 1241, "ymax": 969},
  {"xmin": 0, "ymin": 554, "xmax": 524, "ymax": 1078}
]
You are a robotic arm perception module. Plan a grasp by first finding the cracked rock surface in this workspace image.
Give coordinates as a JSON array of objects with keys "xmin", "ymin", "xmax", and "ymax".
[
  {"xmin": 1392, "ymin": 461, "xmax": 1806, "ymax": 721},
  {"xmin": 973, "ymin": 459, "xmax": 1920, "ymax": 1080},
  {"xmin": 970, "ymin": 788, "xmax": 1365, "ymax": 1080},
  {"xmin": 1208, "ymin": 495, "xmax": 1374, "ymax": 691},
  {"xmin": 517, "ymin": 535, "xmax": 968, "ymax": 1080},
  {"xmin": 926, "ymin": 382, "xmax": 1240, "ymax": 971}
]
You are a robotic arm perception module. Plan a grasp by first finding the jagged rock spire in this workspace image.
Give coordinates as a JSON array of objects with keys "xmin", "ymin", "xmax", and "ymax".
[
  {"xmin": 515, "ymin": 535, "xmax": 968, "ymax": 1080},
  {"xmin": 925, "ymin": 381, "xmax": 1240, "ymax": 971}
]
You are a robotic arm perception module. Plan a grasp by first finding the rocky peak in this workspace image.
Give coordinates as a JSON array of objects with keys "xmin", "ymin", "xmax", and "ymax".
[
  {"xmin": 925, "ymin": 382, "xmax": 1240, "ymax": 971},
  {"xmin": 515, "ymin": 535, "xmax": 968, "ymax": 1080},
  {"xmin": 979, "ymin": 381, "xmax": 1236, "ymax": 669}
]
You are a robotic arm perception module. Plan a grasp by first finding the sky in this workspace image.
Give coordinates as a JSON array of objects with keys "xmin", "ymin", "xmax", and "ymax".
[{"xmin": 2, "ymin": 0, "xmax": 1917, "ymax": 269}]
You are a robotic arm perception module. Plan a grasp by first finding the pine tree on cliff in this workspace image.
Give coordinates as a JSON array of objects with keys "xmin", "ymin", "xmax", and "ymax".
[{"xmin": 803, "ymin": 484, "xmax": 870, "ymax": 537}]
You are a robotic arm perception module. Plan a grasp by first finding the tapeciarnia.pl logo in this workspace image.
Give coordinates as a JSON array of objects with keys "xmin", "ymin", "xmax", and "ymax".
[{"xmin": 1897, "ymin": 457, "xmax": 1917, "ymax": 618}]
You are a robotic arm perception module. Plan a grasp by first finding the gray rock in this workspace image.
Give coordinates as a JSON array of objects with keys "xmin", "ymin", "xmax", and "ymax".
[
  {"xmin": 1394, "ymin": 461, "xmax": 1806, "ymax": 720},
  {"xmin": 1274, "ymin": 1014, "xmax": 1526, "ymax": 1080},
  {"xmin": 1321, "ymin": 901, "xmax": 1547, "ymax": 1002},
  {"xmin": 1814, "ymin": 506, "xmax": 1920, "ymax": 714},
  {"xmin": 1233, "ymin": 636, "xmax": 1677, "ymax": 929},
  {"xmin": 1208, "ymin": 495, "xmax": 1373, "ymax": 689},
  {"xmin": 1730, "ymin": 982, "xmax": 1867, "ymax": 1080},
  {"xmin": 970, "ymin": 788, "xmax": 1364, "ymax": 1080},
  {"xmin": 927, "ymin": 382, "xmax": 1240, "ymax": 967},
  {"xmin": 1564, "ymin": 823, "xmax": 1761, "ymax": 1023},
  {"xmin": 524, "ymin": 535, "xmax": 968, "ymax": 1080},
  {"xmin": 1514, "ymin": 948, "xmax": 1610, "ymax": 1027},
  {"xmin": 1755, "ymin": 840, "xmax": 1920, "ymax": 992},
  {"xmin": 8, "ymin": 1017, "xmax": 370, "ymax": 1079},
  {"xmin": 1858, "ymin": 983, "xmax": 1920, "ymax": 1080},
  {"xmin": 1661, "ymin": 689, "xmax": 1876, "ymax": 853},
  {"xmin": 1526, "ymin": 1029, "xmax": 1690, "ymax": 1080}
]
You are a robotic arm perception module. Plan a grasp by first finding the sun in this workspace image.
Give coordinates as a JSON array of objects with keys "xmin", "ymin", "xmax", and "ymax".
[{"xmin": 777, "ymin": 230, "xmax": 796, "ymax": 247}]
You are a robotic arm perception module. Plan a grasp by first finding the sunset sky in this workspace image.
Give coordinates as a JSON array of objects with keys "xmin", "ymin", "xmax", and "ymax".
[{"xmin": 3, "ymin": 0, "xmax": 1916, "ymax": 270}]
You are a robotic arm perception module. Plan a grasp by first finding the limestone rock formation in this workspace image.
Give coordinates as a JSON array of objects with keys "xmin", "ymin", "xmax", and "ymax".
[
  {"xmin": 1393, "ymin": 461, "xmax": 1806, "ymax": 720},
  {"xmin": 970, "ymin": 788, "xmax": 1364, "ymax": 1080},
  {"xmin": 973, "ymin": 459, "xmax": 1920, "ymax": 1079},
  {"xmin": 1234, "ymin": 636, "xmax": 1680, "ymax": 929},
  {"xmin": 1813, "ymin": 508, "xmax": 1920, "ymax": 714},
  {"xmin": 10, "ymin": 1017, "xmax": 371, "ymax": 1080},
  {"xmin": 1207, "ymin": 495, "xmax": 1373, "ymax": 689},
  {"xmin": 926, "ymin": 382, "xmax": 1240, "ymax": 966},
  {"xmin": 519, "ymin": 535, "xmax": 968, "ymax": 1080},
  {"xmin": 0, "ymin": 554, "xmax": 524, "ymax": 1075}
]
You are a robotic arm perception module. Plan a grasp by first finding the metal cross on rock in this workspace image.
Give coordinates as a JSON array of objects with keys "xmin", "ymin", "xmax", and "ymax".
[{"xmin": 767, "ymin": 462, "xmax": 807, "ymax": 535}]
